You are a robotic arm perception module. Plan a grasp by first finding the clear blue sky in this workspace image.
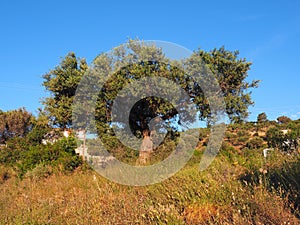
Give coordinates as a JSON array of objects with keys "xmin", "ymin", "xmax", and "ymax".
[{"xmin": 0, "ymin": 0, "xmax": 299, "ymax": 121}]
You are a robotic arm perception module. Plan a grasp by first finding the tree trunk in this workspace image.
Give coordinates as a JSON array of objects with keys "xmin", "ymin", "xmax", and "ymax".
[
  {"xmin": 82, "ymin": 128, "xmax": 86, "ymax": 161},
  {"xmin": 136, "ymin": 130, "xmax": 153, "ymax": 165}
]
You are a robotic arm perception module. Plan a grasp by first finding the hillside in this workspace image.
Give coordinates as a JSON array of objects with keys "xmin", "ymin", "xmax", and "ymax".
[{"xmin": 0, "ymin": 122, "xmax": 299, "ymax": 224}]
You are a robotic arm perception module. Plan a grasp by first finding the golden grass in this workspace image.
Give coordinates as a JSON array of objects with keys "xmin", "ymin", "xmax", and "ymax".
[{"xmin": 0, "ymin": 151, "xmax": 299, "ymax": 225}]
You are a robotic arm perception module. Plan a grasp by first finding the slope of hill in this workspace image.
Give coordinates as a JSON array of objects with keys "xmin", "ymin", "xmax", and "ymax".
[{"xmin": 0, "ymin": 122, "xmax": 299, "ymax": 224}]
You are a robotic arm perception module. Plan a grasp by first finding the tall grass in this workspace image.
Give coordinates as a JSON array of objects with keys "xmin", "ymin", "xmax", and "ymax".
[{"xmin": 0, "ymin": 149, "xmax": 299, "ymax": 224}]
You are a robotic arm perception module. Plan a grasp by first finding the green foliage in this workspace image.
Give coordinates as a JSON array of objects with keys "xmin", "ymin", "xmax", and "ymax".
[
  {"xmin": 288, "ymin": 120, "xmax": 300, "ymax": 139},
  {"xmin": 0, "ymin": 137, "xmax": 299, "ymax": 224},
  {"xmin": 0, "ymin": 137, "xmax": 27, "ymax": 165},
  {"xmin": 90, "ymin": 133, "xmax": 139, "ymax": 164},
  {"xmin": 26, "ymin": 109, "xmax": 51, "ymax": 145},
  {"xmin": 198, "ymin": 128, "xmax": 210, "ymax": 141},
  {"xmin": 277, "ymin": 116, "xmax": 292, "ymax": 124},
  {"xmin": 266, "ymin": 158, "xmax": 300, "ymax": 217},
  {"xmin": 26, "ymin": 125, "xmax": 49, "ymax": 145},
  {"xmin": 246, "ymin": 137, "xmax": 265, "ymax": 149},
  {"xmin": 257, "ymin": 112, "xmax": 268, "ymax": 124},
  {"xmin": 237, "ymin": 135, "xmax": 250, "ymax": 143},
  {"xmin": 220, "ymin": 141, "xmax": 236, "ymax": 162},
  {"xmin": 225, "ymin": 131, "xmax": 237, "ymax": 140},
  {"xmin": 266, "ymin": 124, "xmax": 299, "ymax": 152},
  {"xmin": 42, "ymin": 52, "xmax": 88, "ymax": 128},
  {"xmin": 0, "ymin": 108, "xmax": 33, "ymax": 143},
  {"xmin": 195, "ymin": 47, "xmax": 259, "ymax": 123},
  {"xmin": 74, "ymin": 40, "xmax": 258, "ymax": 144},
  {"xmin": 0, "ymin": 136, "xmax": 82, "ymax": 178},
  {"xmin": 227, "ymin": 122, "xmax": 256, "ymax": 132},
  {"xmin": 239, "ymin": 152, "xmax": 300, "ymax": 218},
  {"xmin": 55, "ymin": 155, "xmax": 83, "ymax": 172},
  {"xmin": 90, "ymin": 42, "xmax": 193, "ymax": 138},
  {"xmin": 266, "ymin": 127, "xmax": 284, "ymax": 149},
  {"xmin": 237, "ymin": 130, "xmax": 249, "ymax": 137},
  {"xmin": 25, "ymin": 163, "xmax": 53, "ymax": 180},
  {"xmin": 55, "ymin": 136, "xmax": 77, "ymax": 154}
]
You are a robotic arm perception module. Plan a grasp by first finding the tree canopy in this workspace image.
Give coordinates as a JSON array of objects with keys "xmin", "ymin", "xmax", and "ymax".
[
  {"xmin": 0, "ymin": 108, "xmax": 33, "ymax": 143},
  {"xmin": 195, "ymin": 47, "xmax": 259, "ymax": 123},
  {"xmin": 45, "ymin": 41, "xmax": 259, "ymax": 137},
  {"xmin": 86, "ymin": 41, "xmax": 259, "ymax": 138},
  {"xmin": 257, "ymin": 112, "xmax": 268, "ymax": 124},
  {"xmin": 277, "ymin": 116, "xmax": 292, "ymax": 124},
  {"xmin": 42, "ymin": 52, "xmax": 88, "ymax": 128}
]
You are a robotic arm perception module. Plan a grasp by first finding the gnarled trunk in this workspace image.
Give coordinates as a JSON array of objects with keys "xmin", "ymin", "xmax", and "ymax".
[{"xmin": 136, "ymin": 130, "xmax": 153, "ymax": 165}]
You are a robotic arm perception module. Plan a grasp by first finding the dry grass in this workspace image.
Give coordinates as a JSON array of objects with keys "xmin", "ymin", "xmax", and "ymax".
[{"xmin": 0, "ymin": 150, "xmax": 299, "ymax": 224}]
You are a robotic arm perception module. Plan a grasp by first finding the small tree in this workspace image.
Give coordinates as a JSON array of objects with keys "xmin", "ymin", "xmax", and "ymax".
[
  {"xmin": 266, "ymin": 127, "xmax": 284, "ymax": 149},
  {"xmin": 26, "ymin": 109, "xmax": 50, "ymax": 145},
  {"xmin": 0, "ymin": 108, "xmax": 33, "ymax": 143},
  {"xmin": 42, "ymin": 52, "xmax": 88, "ymax": 128},
  {"xmin": 257, "ymin": 112, "xmax": 268, "ymax": 124},
  {"xmin": 277, "ymin": 116, "xmax": 291, "ymax": 124}
]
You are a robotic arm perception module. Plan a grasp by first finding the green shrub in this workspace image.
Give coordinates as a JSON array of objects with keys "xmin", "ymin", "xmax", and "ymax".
[
  {"xmin": 225, "ymin": 132, "xmax": 237, "ymax": 140},
  {"xmin": 266, "ymin": 127, "xmax": 284, "ymax": 148},
  {"xmin": 25, "ymin": 163, "xmax": 53, "ymax": 180},
  {"xmin": 13, "ymin": 136, "xmax": 82, "ymax": 178},
  {"xmin": 237, "ymin": 135, "xmax": 249, "ymax": 143},
  {"xmin": 237, "ymin": 130, "xmax": 249, "ymax": 137},
  {"xmin": 246, "ymin": 137, "xmax": 265, "ymax": 149},
  {"xmin": 26, "ymin": 125, "xmax": 49, "ymax": 145},
  {"xmin": 0, "ymin": 137, "xmax": 28, "ymax": 165},
  {"xmin": 55, "ymin": 155, "xmax": 83, "ymax": 172},
  {"xmin": 55, "ymin": 136, "xmax": 77, "ymax": 154}
]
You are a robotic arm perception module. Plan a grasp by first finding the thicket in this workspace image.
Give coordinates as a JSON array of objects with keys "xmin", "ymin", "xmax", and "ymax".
[{"xmin": 0, "ymin": 132, "xmax": 83, "ymax": 179}]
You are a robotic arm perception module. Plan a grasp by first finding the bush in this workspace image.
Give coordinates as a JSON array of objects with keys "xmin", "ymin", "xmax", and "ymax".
[
  {"xmin": 225, "ymin": 132, "xmax": 237, "ymax": 140},
  {"xmin": 14, "ymin": 136, "xmax": 82, "ymax": 178},
  {"xmin": 266, "ymin": 127, "xmax": 284, "ymax": 148},
  {"xmin": 237, "ymin": 130, "xmax": 249, "ymax": 137},
  {"xmin": 55, "ymin": 155, "xmax": 83, "ymax": 172},
  {"xmin": 277, "ymin": 116, "xmax": 292, "ymax": 124},
  {"xmin": 55, "ymin": 136, "xmax": 77, "ymax": 154},
  {"xmin": 246, "ymin": 137, "xmax": 265, "ymax": 149},
  {"xmin": 25, "ymin": 163, "xmax": 53, "ymax": 180},
  {"xmin": 26, "ymin": 125, "xmax": 49, "ymax": 145},
  {"xmin": 0, "ymin": 137, "xmax": 27, "ymax": 165},
  {"xmin": 237, "ymin": 135, "xmax": 249, "ymax": 143}
]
